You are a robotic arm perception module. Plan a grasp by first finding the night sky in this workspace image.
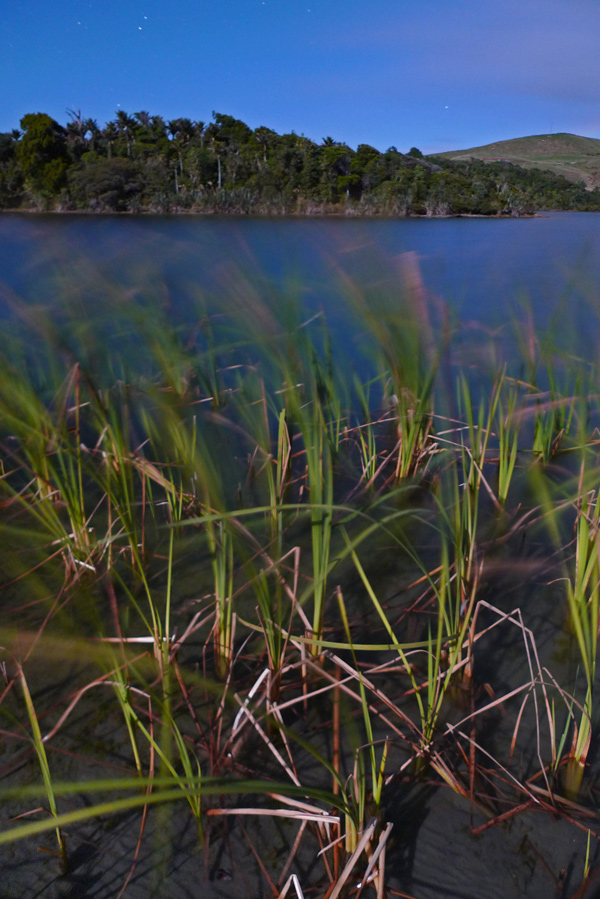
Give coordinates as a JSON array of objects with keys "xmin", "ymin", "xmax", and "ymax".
[{"xmin": 2, "ymin": 0, "xmax": 600, "ymax": 153}]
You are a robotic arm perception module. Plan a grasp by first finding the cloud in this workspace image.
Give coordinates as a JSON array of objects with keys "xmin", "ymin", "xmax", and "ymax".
[{"xmin": 317, "ymin": 0, "xmax": 600, "ymax": 105}]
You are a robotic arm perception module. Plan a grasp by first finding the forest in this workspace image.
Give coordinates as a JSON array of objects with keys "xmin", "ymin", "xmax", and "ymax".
[{"xmin": 1, "ymin": 109, "xmax": 600, "ymax": 215}]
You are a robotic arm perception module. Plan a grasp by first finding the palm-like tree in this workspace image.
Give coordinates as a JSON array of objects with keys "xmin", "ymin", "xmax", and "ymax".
[
  {"xmin": 133, "ymin": 110, "xmax": 151, "ymax": 129},
  {"xmin": 254, "ymin": 126, "xmax": 278, "ymax": 166},
  {"xmin": 102, "ymin": 121, "xmax": 118, "ymax": 158},
  {"xmin": 168, "ymin": 118, "xmax": 196, "ymax": 177},
  {"xmin": 150, "ymin": 116, "xmax": 167, "ymax": 140},
  {"xmin": 66, "ymin": 108, "xmax": 89, "ymax": 158},
  {"xmin": 85, "ymin": 118, "xmax": 101, "ymax": 153},
  {"xmin": 115, "ymin": 110, "xmax": 136, "ymax": 157},
  {"xmin": 192, "ymin": 120, "xmax": 205, "ymax": 148}
]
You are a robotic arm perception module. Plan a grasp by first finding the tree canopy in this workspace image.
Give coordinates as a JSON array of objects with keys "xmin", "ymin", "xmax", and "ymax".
[{"xmin": 0, "ymin": 109, "xmax": 598, "ymax": 215}]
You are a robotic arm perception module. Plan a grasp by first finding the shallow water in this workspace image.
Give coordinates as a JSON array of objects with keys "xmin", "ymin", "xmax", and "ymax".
[{"xmin": 3, "ymin": 212, "xmax": 600, "ymax": 898}]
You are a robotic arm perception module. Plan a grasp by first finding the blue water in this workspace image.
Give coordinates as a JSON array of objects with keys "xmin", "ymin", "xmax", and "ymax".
[{"xmin": 1, "ymin": 212, "xmax": 600, "ymax": 364}]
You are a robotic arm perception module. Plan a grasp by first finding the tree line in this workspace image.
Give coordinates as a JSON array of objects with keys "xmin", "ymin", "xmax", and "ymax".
[{"xmin": 1, "ymin": 109, "xmax": 598, "ymax": 215}]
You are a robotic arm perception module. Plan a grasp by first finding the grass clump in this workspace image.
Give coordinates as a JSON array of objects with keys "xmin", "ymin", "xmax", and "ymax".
[{"xmin": 2, "ymin": 261, "xmax": 600, "ymax": 896}]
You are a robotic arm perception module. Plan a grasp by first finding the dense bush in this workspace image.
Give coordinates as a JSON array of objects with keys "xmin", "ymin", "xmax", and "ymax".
[{"xmin": 2, "ymin": 109, "xmax": 599, "ymax": 214}]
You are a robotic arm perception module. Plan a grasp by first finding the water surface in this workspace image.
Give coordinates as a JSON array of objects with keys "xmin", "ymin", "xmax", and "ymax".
[{"xmin": 2, "ymin": 212, "xmax": 600, "ymax": 334}]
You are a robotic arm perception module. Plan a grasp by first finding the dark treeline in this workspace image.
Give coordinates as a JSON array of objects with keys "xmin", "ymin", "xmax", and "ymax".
[{"xmin": 1, "ymin": 109, "xmax": 599, "ymax": 215}]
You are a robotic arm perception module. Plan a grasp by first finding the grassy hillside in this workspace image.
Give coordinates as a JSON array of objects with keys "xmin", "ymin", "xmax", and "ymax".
[{"xmin": 433, "ymin": 133, "xmax": 600, "ymax": 190}]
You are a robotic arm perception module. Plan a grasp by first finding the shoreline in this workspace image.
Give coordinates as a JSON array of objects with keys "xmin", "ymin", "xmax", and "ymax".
[{"xmin": 0, "ymin": 207, "xmax": 543, "ymax": 219}]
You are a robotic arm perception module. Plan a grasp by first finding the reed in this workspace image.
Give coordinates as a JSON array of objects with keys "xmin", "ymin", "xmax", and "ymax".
[
  {"xmin": 336, "ymin": 587, "xmax": 389, "ymax": 856},
  {"xmin": 17, "ymin": 664, "xmax": 68, "ymax": 873},
  {"xmin": 352, "ymin": 377, "xmax": 380, "ymax": 487},
  {"xmin": 234, "ymin": 376, "xmax": 291, "ymax": 690},
  {"xmin": 0, "ymin": 359, "xmax": 96, "ymax": 574},
  {"xmin": 563, "ymin": 460, "xmax": 600, "ymax": 799},
  {"xmin": 300, "ymin": 402, "xmax": 334, "ymax": 656},
  {"xmin": 494, "ymin": 370, "xmax": 521, "ymax": 507},
  {"xmin": 206, "ymin": 517, "xmax": 235, "ymax": 679},
  {"xmin": 3, "ymin": 258, "xmax": 600, "ymax": 896}
]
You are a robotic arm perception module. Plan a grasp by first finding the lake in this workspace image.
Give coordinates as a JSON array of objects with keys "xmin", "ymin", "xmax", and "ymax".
[{"xmin": 2, "ymin": 212, "xmax": 600, "ymax": 348}]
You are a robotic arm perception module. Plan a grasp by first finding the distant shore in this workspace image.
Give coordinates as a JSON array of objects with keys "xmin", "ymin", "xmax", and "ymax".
[{"xmin": 0, "ymin": 206, "xmax": 541, "ymax": 219}]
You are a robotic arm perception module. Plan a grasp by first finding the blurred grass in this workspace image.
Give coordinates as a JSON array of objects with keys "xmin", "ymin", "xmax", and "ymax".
[{"xmin": 2, "ymin": 254, "xmax": 600, "ymax": 894}]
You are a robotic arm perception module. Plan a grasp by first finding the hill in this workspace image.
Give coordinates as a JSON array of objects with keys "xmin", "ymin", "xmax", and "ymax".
[
  {"xmin": 3, "ymin": 112, "xmax": 599, "ymax": 214},
  {"xmin": 433, "ymin": 133, "xmax": 600, "ymax": 190}
]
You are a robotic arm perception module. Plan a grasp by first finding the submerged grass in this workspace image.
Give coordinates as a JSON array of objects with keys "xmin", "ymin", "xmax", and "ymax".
[{"xmin": 2, "ymin": 260, "xmax": 600, "ymax": 895}]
